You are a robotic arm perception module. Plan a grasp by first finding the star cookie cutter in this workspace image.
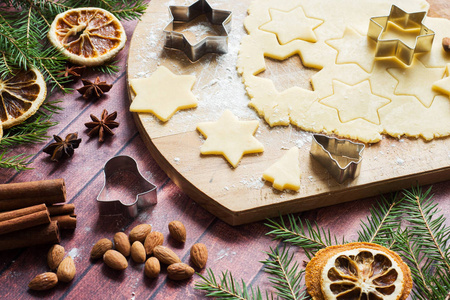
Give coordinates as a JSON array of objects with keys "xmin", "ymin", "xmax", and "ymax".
[
  {"xmin": 367, "ymin": 5, "xmax": 435, "ymax": 66},
  {"xmin": 310, "ymin": 134, "xmax": 365, "ymax": 184},
  {"xmin": 163, "ymin": 0, "xmax": 232, "ymax": 61},
  {"xmin": 97, "ymin": 156, "xmax": 157, "ymax": 217}
]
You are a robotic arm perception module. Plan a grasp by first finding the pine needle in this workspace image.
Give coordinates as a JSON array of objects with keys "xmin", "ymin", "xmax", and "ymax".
[
  {"xmin": 261, "ymin": 246, "xmax": 307, "ymax": 300},
  {"xmin": 265, "ymin": 214, "xmax": 339, "ymax": 259},
  {"xmin": 357, "ymin": 193, "xmax": 403, "ymax": 247},
  {"xmin": 195, "ymin": 269, "xmax": 264, "ymax": 300},
  {"xmin": 0, "ymin": 151, "xmax": 32, "ymax": 171}
]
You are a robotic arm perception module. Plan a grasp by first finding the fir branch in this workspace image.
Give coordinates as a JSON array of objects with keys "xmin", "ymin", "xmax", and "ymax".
[
  {"xmin": 265, "ymin": 214, "xmax": 337, "ymax": 259},
  {"xmin": 401, "ymin": 187, "xmax": 450, "ymax": 273},
  {"xmin": 261, "ymin": 246, "xmax": 307, "ymax": 300},
  {"xmin": 195, "ymin": 269, "xmax": 264, "ymax": 300},
  {"xmin": 357, "ymin": 193, "xmax": 403, "ymax": 247},
  {"xmin": 0, "ymin": 151, "xmax": 32, "ymax": 171},
  {"xmin": 392, "ymin": 229, "xmax": 433, "ymax": 299},
  {"xmin": 91, "ymin": 60, "xmax": 120, "ymax": 75}
]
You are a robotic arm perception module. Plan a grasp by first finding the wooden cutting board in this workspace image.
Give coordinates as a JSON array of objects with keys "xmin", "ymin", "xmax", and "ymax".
[{"xmin": 127, "ymin": 0, "xmax": 450, "ymax": 225}]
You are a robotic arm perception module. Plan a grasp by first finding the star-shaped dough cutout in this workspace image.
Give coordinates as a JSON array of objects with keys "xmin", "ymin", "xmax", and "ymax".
[
  {"xmin": 432, "ymin": 67, "xmax": 450, "ymax": 97},
  {"xmin": 387, "ymin": 59, "xmax": 445, "ymax": 107},
  {"xmin": 263, "ymin": 147, "xmax": 300, "ymax": 191},
  {"xmin": 196, "ymin": 110, "xmax": 264, "ymax": 168},
  {"xmin": 326, "ymin": 27, "xmax": 376, "ymax": 73},
  {"xmin": 319, "ymin": 80, "xmax": 390, "ymax": 124},
  {"xmin": 260, "ymin": 6, "xmax": 323, "ymax": 44},
  {"xmin": 129, "ymin": 66, "xmax": 197, "ymax": 122}
]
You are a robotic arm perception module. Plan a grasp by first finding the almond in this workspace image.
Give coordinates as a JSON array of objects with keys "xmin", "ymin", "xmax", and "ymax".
[
  {"xmin": 47, "ymin": 244, "xmax": 65, "ymax": 270},
  {"xmin": 144, "ymin": 257, "xmax": 160, "ymax": 278},
  {"xmin": 443, "ymin": 37, "xmax": 450, "ymax": 52},
  {"xmin": 129, "ymin": 224, "xmax": 152, "ymax": 243},
  {"xmin": 103, "ymin": 249, "xmax": 128, "ymax": 270},
  {"xmin": 90, "ymin": 238, "xmax": 113, "ymax": 260},
  {"xmin": 168, "ymin": 220, "xmax": 186, "ymax": 243},
  {"xmin": 131, "ymin": 241, "xmax": 146, "ymax": 263},
  {"xmin": 144, "ymin": 231, "xmax": 164, "ymax": 255},
  {"xmin": 153, "ymin": 245, "xmax": 181, "ymax": 265},
  {"xmin": 114, "ymin": 232, "xmax": 131, "ymax": 257},
  {"xmin": 167, "ymin": 263, "xmax": 194, "ymax": 280},
  {"xmin": 190, "ymin": 243, "xmax": 208, "ymax": 269},
  {"xmin": 57, "ymin": 256, "xmax": 76, "ymax": 283},
  {"xmin": 28, "ymin": 272, "xmax": 58, "ymax": 291}
]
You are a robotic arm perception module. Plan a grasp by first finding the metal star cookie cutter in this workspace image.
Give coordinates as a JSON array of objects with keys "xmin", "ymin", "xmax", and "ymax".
[
  {"xmin": 310, "ymin": 134, "xmax": 365, "ymax": 184},
  {"xmin": 367, "ymin": 5, "xmax": 435, "ymax": 66},
  {"xmin": 163, "ymin": 0, "xmax": 232, "ymax": 61},
  {"xmin": 97, "ymin": 156, "xmax": 157, "ymax": 217}
]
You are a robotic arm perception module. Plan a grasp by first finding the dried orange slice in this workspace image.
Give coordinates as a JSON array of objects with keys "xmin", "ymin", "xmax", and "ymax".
[
  {"xmin": 48, "ymin": 7, "xmax": 126, "ymax": 66},
  {"xmin": 305, "ymin": 242, "xmax": 412, "ymax": 300},
  {"xmin": 0, "ymin": 68, "xmax": 47, "ymax": 129}
]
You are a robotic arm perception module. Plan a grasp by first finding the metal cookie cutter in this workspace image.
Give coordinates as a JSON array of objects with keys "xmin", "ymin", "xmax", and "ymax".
[
  {"xmin": 310, "ymin": 134, "xmax": 365, "ymax": 184},
  {"xmin": 163, "ymin": 0, "xmax": 232, "ymax": 61},
  {"xmin": 367, "ymin": 5, "xmax": 435, "ymax": 66},
  {"xmin": 97, "ymin": 156, "xmax": 157, "ymax": 217}
]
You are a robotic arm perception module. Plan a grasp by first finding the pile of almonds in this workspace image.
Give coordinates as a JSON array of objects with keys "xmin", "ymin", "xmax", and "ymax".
[
  {"xmin": 90, "ymin": 220, "xmax": 208, "ymax": 281},
  {"xmin": 28, "ymin": 244, "xmax": 76, "ymax": 291}
]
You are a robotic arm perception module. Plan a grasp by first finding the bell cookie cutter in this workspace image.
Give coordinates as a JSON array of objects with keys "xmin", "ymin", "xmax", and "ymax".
[
  {"xmin": 163, "ymin": 0, "xmax": 232, "ymax": 61},
  {"xmin": 310, "ymin": 134, "xmax": 365, "ymax": 184},
  {"xmin": 97, "ymin": 156, "xmax": 157, "ymax": 217},
  {"xmin": 367, "ymin": 4, "xmax": 435, "ymax": 66}
]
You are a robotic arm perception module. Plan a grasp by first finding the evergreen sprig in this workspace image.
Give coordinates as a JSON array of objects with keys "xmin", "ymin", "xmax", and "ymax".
[
  {"xmin": 265, "ymin": 214, "xmax": 340, "ymax": 259},
  {"xmin": 357, "ymin": 193, "xmax": 403, "ymax": 247},
  {"xmin": 197, "ymin": 187, "xmax": 450, "ymax": 300},
  {"xmin": 0, "ymin": 151, "xmax": 32, "ymax": 171},
  {"xmin": 195, "ymin": 269, "xmax": 264, "ymax": 300},
  {"xmin": 260, "ymin": 246, "xmax": 307, "ymax": 300}
]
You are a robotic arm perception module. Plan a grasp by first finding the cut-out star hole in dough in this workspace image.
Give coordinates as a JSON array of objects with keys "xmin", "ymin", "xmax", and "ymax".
[
  {"xmin": 326, "ymin": 27, "xmax": 376, "ymax": 73},
  {"xmin": 263, "ymin": 146, "xmax": 300, "ymax": 191},
  {"xmin": 196, "ymin": 110, "xmax": 264, "ymax": 168},
  {"xmin": 387, "ymin": 59, "xmax": 445, "ymax": 108},
  {"xmin": 319, "ymin": 80, "xmax": 390, "ymax": 125},
  {"xmin": 432, "ymin": 67, "xmax": 450, "ymax": 97},
  {"xmin": 129, "ymin": 66, "xmax": 197, "ymax": 122},
  {"xmin": 259, "ymin": 6, "xmax": 323, "ymax": 44}
]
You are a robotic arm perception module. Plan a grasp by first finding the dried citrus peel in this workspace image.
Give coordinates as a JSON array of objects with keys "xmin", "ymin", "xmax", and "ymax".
[
  {"xmin": 0, "ymin": 68, "xmax": 47, "ymax": 129},
  {"xmin": 48, "ymin": 7, "xmax": 127, "ymax": 66},
  {"xmin": 305, "ymin": 242, "xmax": 412, "ymax": 300}
]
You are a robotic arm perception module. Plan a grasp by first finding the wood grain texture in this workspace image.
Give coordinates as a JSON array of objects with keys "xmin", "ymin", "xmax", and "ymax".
[
  {"xmin": 0, "ymin": 1, "xmax": 449, "ymax": 299},
  {"xmin": 127, "ymin": 0, "xmax": 450, "ymax": 225}
]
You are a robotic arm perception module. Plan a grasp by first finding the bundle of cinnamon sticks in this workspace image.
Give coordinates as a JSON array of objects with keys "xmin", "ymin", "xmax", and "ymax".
[{"xmin": 0, "ymin": 179, "xmax": 77, "ymax": 251}]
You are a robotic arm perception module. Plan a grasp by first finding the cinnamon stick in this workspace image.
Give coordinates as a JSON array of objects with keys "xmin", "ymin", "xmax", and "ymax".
[
  {"xmin": 0, "ymin": 209, "xmax": 50, "ymax": 235},
  {"xmin": 0, "ymin": 204, "xmax": 47, "ymax": 222},
  {"xmin": 0, "ymin": 179, "xmax": 66, "ymax": 212},
  {"xmin": 51, "ymin": 214, "xmax": 77, "ymax": 230},
  {"xmin": 0, "ymin": 221, "xmax": 60, "ymax": 251},
  {"xmin": 47, "ymin": 204, "xmax": 75, "ymax": 216}
]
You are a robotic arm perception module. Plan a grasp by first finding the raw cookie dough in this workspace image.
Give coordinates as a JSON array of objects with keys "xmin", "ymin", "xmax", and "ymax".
[
  {"xmin": 129, "ymin": 66, "xmax": 197, "ymax": 122},
  {"xmin": 432, "ymin": 68, "xmax": 450, "ymax": 97},
  {"xmin": 263, "ymin": 146, "xmax": 300, "ymax": 191},
  {"xmin": 237, "ymin": 0, "xmax": 450, "ymax": 143},
  {"xmin": 196, "ymin": 110, "xmax": 264, "ymax": 168}
]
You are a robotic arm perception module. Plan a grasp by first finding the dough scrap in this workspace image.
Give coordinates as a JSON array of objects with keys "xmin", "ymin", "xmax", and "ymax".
[
  {"xmin": 129, "ymin": 66, "xmax": 197, "ymax": 122},
  {"xmin": 196, "ymin": 110, "xmax": 264, "ymax": 168},
  {"xmin": 237, "ymin": 0, "xmax": 450, "ymax": 143},
  {"xmin": 432, "ymin": 67, "xmax": 450, "ymax": 97},
  {"xmin": 263, "ymin": 146, "xmax": 301, "ymax": 191}
]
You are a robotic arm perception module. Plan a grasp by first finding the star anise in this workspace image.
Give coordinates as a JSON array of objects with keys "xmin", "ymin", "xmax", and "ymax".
[
  {"xmin": 43, "ymin": 133, "xmax": 82, "ymax": 162},
  {"xmin": 84, "ymin": 109, "xmax": 120, "ymax": 142},
  {"xmin": 77, "ymin": 77, "xmax": 112, "ymax": 99},
  {"xmin": 58, "ymin": 64, "xmax": 86, "ymax": 80}
]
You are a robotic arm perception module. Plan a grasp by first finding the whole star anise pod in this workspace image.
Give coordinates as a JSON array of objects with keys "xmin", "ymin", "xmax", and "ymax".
[
  {"xmin": 85, "ymin": 109, "xmax": 120, "ymax": 142},
  {"xmin": 77, "ymin": 77, "xmax": 112, "ymax": 99},
  {"xmin": 43, "ymin": 133, "xmax": 82, "ymax": 162},
  {"xmin": 58, "ymin": 64, "xmax": 86, "ymax": 80}
]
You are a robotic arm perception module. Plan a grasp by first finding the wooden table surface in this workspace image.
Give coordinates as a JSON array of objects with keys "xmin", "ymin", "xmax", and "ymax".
[{"xmin": 1, "ymin": 2, "xmax": 450, "ymax": 299}]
